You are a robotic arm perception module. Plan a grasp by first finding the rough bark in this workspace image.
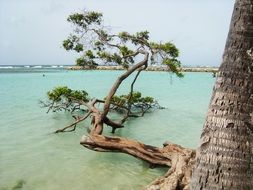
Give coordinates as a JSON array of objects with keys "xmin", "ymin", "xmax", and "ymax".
[
  {"xmin": 146, "ymin": 142, "xmax": 196, "ymax": 190},
  {"xmin": 190, "ymin": 0, "xmax": 253, "ymax": 189}
]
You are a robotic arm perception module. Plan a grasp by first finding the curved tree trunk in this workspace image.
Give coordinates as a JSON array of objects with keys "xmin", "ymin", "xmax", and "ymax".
[{"xmin": 190, "ymin": 0, "xmax": 253, "ymax": 189}]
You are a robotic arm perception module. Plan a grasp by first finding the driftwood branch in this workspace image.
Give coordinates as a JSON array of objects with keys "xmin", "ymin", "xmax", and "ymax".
[{"xmin": 80, "ymin": 134, "xmax": 196, "ymax": 190}]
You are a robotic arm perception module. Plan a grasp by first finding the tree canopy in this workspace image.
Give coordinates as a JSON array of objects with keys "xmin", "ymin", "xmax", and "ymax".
[
  {"xmin": 62, "ymin": 10, "xmax": 183, "ymax": 76},
  {"xmin": 42, "ymin": 10, "xmax": 184, "ymax": 133}
]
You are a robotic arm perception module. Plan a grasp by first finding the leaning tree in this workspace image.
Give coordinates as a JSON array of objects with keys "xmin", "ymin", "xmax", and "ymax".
[
  {"xmin": 43, "ymin": 0, "xmax": 253, "ymax": 189},
  {"xmin": 42, "ymin": 9, "xmax": 197, "ymax": 190}
]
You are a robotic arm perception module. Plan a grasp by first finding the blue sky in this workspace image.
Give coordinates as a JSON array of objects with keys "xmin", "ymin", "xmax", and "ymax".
[{"xmin": 0, "ymin": 0, "xmax": 234, "ymax": 66}]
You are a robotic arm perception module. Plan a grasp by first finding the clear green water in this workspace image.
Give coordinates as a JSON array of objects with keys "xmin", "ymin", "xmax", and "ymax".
[{"xmin": 0, "ymin": 69, "xmax": 215, "ymax": 190}]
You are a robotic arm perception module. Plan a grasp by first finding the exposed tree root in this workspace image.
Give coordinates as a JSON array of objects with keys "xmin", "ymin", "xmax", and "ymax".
[
  {"xmin": 80, "ymin": 134, "xmax": 171, "ymax": 165},
  {"xmin": 146, "ymin": 142, "xmax": 196, "ymax": 190},
  {"xmin": 80, "ymin": 134, "xmax": 196, "ymax": 190}
]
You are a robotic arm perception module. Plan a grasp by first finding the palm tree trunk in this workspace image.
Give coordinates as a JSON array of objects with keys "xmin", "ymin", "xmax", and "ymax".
[{"xmin": 190, "ymin": 0, "xmax": 253, "ymax": 189}]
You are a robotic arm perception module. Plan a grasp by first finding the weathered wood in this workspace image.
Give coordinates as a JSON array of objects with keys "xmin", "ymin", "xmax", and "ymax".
[
  {"xmin": 80, "ymin": 134, "xmax": 196, "ymax": 190},
  {"xmin": 146, "ymin": 142, "xmax": 196, "ymax": 190},
  {"xmin": 81, "ymin": 134, "xmax": 171, "ymax": 166}
]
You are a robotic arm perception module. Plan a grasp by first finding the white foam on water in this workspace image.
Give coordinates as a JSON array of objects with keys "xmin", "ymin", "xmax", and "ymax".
[{"xmin": 0, "ymin": 66, "xmax": 14, "ymax": 69}]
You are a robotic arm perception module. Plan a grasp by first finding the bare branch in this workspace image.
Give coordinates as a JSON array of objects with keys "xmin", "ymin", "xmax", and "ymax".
[{"xmin": 54, "ymin": 111, "xmax": 91, "ymax": 133}]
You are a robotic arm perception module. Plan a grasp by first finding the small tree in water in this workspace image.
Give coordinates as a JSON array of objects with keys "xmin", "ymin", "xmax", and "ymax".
[
  {"xmin": 42, "ymin": 9, "xmax": 197, "ymax": 189},
  {"xmin": 42, "ymin": 9, "xmax": 184, "ymax": 134}
]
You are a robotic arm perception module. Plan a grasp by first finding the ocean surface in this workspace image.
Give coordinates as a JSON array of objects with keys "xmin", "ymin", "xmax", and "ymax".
[{"xmin": 0, "ymin": 66, "xmax": 215, "ymax": 190}]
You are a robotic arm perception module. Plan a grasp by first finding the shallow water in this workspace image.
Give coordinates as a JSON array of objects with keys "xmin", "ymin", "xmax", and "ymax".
[{"xmin": 0, "ymin": 68, "xmax": 215, "ymax": 190}]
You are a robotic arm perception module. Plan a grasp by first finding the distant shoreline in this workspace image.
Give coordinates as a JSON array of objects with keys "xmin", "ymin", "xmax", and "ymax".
[{"xmin": 66, "ymin": 65, "xmax": 219, "ymax": 73}]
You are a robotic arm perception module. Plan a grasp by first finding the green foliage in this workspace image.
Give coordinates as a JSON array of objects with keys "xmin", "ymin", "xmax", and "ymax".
[
  {"xmin": 111, "ymin": 95, "xmax": 126, "ymax": 107},
  {"xmin": 118, "ymin": 31, "xmax": 149, "ymax": 45},
  {"xmin": 67, "ymin": 13, "xmax": 85, "ymax": 26},
  {"xmin": 162, "ymin": 58, "xmax": 183, "ymax": 77},
  {"xmin": 119, "ymin": 46, "xmax": 134, "ymax": 57},
  {"xmin": 85, "ymin": 50, "xmax": 95, "ymax": 59},
  {"xmin": 76, "ymin": 57, "xmax": 97, "ymax": 68},
  {"xmin": 109, "ymin": 91, "xmax": 154, "ymax": 107},
  {"xmin": 74, "ymin": 44, "xmax": 83, "ymax": 52},
  {"xmin": 67, "ymin": 12, "xmax": 103, "ymax": 27},
  {"xmin": 63, "ymin": 36, "xmax": 83, "ymax": 52},
  {"xmin": 47, "ymin": 86, "xmax": 89, "ymax": 102},
  {"xmin": 97, "ymin": 29, "xmax": 109, "ymax": 39},
  {"xmin": 118, "ymin": 31, "xmax": 130, "ymax": 42},
  {"xmin": 93, "ymin": 41, "xmax": 105, "ymax": 51},
  {"xmin": 150, "ymin": 42, "xmax": 179, "ymax": 57},
  {"xmin": 105, "ymin": 91, "xmax": 159, "ymax": 115},
  {"xmin": 63, "ymin": 9, "xmax": 183, "ymax": 76},
  {"xmin": 111, "ymin": 53, "xmax": 122, "ymax": 64},
  {"xmin": 76, "ymin": 57, "xmax": 85, "ymax": 66},
  {"xmin": 62, "ymin": 39, "xmax": 73, "ymax": 50},
  {"xmin": 136, "ymin": 31, "xmax": 149, "ymax": 40},
  {"xmin": 85, "ymin": 11, "xmax": 103, "ymax": 24},
  {"xmin": 97, "ymin": 51, "xmax": 125, "ymax": 66}
]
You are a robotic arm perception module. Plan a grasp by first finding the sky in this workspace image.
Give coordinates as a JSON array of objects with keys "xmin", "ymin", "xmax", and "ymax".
[{"xmin": 0, "ymin": 0, "xmax": 235, "ymax": 66}]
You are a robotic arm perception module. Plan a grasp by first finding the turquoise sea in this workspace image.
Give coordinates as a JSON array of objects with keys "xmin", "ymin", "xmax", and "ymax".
[{"xmin": 0, "ymin": 67, "xmax": 215, "ymax": 190}]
